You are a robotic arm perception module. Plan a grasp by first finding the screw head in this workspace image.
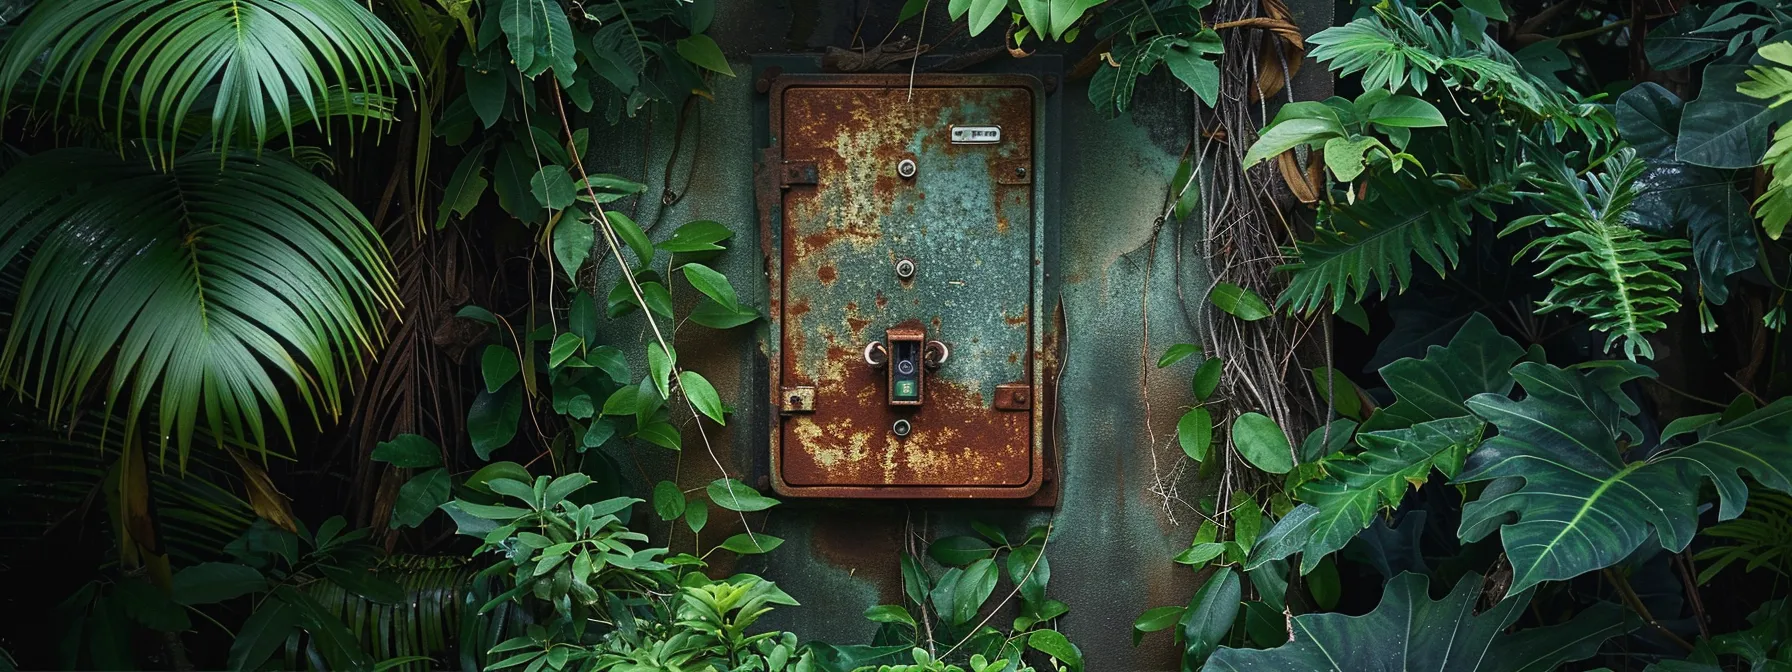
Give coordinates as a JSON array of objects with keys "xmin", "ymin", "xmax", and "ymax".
[
  {"xmin": 897, "ymin": 158, "xmax": 917, "ymax": 179},
  {"xmin": 892, "ymin": 419, "xmax": 912, "ymax": 437},
  {"xmin": 1015, "ymin": 166, "xmax": 1027, "ymax": 177},
  {"xmin": 895, "ymin": 258, "xmax": 916, "ymax": 280}
]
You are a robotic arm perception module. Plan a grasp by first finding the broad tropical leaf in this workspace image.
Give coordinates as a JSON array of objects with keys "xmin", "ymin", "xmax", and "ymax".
[
  {"xmin": 0, "ymin": 0, "xmax": 413, "ymax": 154},
  {"xmin": 1205, "ymin": 572, "xmax": 1633, "ymax": 671},
  {"xmin": 1251, "ymin": 416, "xmax": 1483, "ymax": 574},
  {"xmin": 1251, "ymin": 314, "xmax": 1520, "ymax": 572},
  {"xmin": 1503, "ymin": 148, "xmax": 1689, "ymax": 360},
  {"xmin": 1459, "ymin": 363, "xmax": 1792, "ymax": 595},
  {"xmin": 1360, "ymin": 312, "xmax": 1526, "ymax": 432},
  {"xmin": 0, "ymin": 149, "xmax": 397, "ymax": 462}
]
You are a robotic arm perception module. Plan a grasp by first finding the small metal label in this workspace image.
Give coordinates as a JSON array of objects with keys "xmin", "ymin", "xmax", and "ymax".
[{"xmin": 950, "ymin": 125, "xmax": 1002, "ymax": 144}]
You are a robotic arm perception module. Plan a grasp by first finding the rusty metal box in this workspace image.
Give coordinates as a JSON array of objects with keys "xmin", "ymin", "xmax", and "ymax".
[{"xmin": 758, "ymin": 73, "xmax": 1047, "ymax": 499}]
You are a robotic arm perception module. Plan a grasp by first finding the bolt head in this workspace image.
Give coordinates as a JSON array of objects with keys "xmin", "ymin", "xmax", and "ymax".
[
  {"xmin": 892, "ymin": 419, "xmax": 912, "ymax": 437},
  {"xmin": 895, "ymin": 258, "xmax": 916, "ymax": 279},
  {"xmin": 897, "ymin": 158, "xmax": 917, "ymax": 179}
]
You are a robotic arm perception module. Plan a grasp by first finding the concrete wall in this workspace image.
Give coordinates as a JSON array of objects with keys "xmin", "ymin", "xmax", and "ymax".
[{"xmin": 585, "ymin": 2, "xmax": 1330, "ymax": 666}]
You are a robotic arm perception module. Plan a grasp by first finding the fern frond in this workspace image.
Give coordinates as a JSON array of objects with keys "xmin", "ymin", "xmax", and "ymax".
[
  {"xmin": 1742, "ymin": 42, "xmax": 1792, "ymax": 239},
  {"xmin": 1503, "ymin": 148, "xmax": 1691, "ymax": 360}
]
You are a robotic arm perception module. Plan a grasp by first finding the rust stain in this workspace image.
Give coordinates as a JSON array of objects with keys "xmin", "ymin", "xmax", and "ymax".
[{"xmin": 817, "ymin": 264, "xmax": 838, "ymax": 284}]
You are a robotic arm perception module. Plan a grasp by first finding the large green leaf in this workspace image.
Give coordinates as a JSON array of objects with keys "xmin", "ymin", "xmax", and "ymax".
[
  {"xmin": 1362, "ymin": 312, "xmax": 1526, "ymax": 432},
  {"xmin": 1677, "ymin": 65, "xmax": 1792, "ymax": 169},
  {"xmin": 1458, "ymin": 363, "xmax": 1792, "ymax": 594},
  {"xmin": 0, "ymin": 149, "xmax": 396, "ymax": 461},
  {"xmin": 1206, "ymin": 572, "xmax": 1633, "ymax": 671},
  {"xmin": 500, "ymin": 0, "xmax": 577, "ymax": 84},
  {"xmin": 0, "ymin": 0, "xmax": 412, "ymax": 154},
  {"xmin": 1251, "ymin": 415, "xmax": 1483, "ymax": 574}
]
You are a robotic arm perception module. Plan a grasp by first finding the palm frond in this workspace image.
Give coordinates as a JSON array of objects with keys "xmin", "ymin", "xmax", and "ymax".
[
  {"xmin": 0, "ymin": 0, "xmax": 413, "ymax": 155},
  {"xmin": 299, "ymin": 555, "xmax": 521, "ymax": 672},
  {"xmin": 1502, "ymin": 148, "xmax": 1691, "ymax": 360},
  {"xmin": 0, "ymin": 148, "xmax": 398, "ymax": 462}
]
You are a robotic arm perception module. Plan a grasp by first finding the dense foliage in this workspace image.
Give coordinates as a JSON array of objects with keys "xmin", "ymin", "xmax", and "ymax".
[{"xmin": 0, "ymin": 0, "xmax": 1787, "ymax": 670}]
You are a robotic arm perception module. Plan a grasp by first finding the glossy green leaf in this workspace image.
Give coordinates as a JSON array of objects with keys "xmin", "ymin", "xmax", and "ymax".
[
  {"xmin": 865, "ymin": 604, "xmax": 916, "ymax": 627},
  {"xmin": 1178, "ymin": 407, "xmax": 1214, "ymax": 462},
  {"xmin": 1367, "ymin": 94, "xmax": 1447, "ymax": 128},
  {"xmin": 371, "ymin": 434, "xmax": 442, "ymax": 468},
  {"xmin": 228, "ymin": 597, "xmax": 299, "ymax": 672},
  {"xmin": 1158, "ymin": 343, "xmax": 1202, "ymax": 368},
  {"xmin": 1210, "ymin": 283, "xmax": 1273, "ymax": 321},
  {"xmin": 674, "ymin": 34, "xmax": 732, "ymax": 76},
  {"xmin": 685, "ymin": 500, "xmax": 709, "ymax": 533},
  {"xmin": 657, "ymin": 220, "xmax": 733, "ymax": 252},
  {"xmin": 1232, "ymin": 412, "xmax": 1294, "ymax": 473},
  {"xmin": 648, "ymin": 343, "xmax": 674, "ymax": 399},
  {"xmin": 690, "ymin": 299, "xmax": 760, "ymax": 329},
  {"xmin": 482, "ymin": 345, "xmax": 520, "ymax": 393},
  {"xmin": 681, "ymin": 263, "xmax": 739, "ymax": 313},
  {"xmin": 552, "ymin": 217, "xmax": 593, "ymax": 281},
  {"xmin": 1207, "ymin": 573, "xmax": 1633, "ymax": 671},
  {"xmin": 679, "ymin": 371, "xmax": 726, "ymax": 425},
  {"xmin": 1028, "ymin": 629, "xmax": 1082, "ymax": 671},
  {"xmin": 1677, "ymin": 65, "xmax": 1792, "ymax": 169},
  {"xmin": 719, "ymin": 532, "xmax": 784, "ymax": 554},
  {"xmin": 1193, "ymin": 357, "xmax": 1224, "ymax": 400},
  {"xmin": 707, "ymin": 478, "xmax": 778, "ymax": 512},
  {"xmin": 1180, "ymin": 567, "xmax": 1241, "ymax": 665},
  {"xmin": 530, "ymin": 165, "xmax": 576, "ymax": 210},
  {"xmin": 547, "ymin": 332, "xmax": 582, "ymax": 369},
  {"xmin": 652, "ymin": 481, "xmax": 685, "ymax": 521},
  {"xmin": 1361, "ymin": 313, "xmax": 1524, "ymax": 432},
  {"xmin": 948, "ymin": 558, "xmax": 999, "ymax": 625},
  {"xmin": 602, "ymin": 210, "xmax": 653, "ymax": 269},
  {"xmin": 1133, "ymin": 605, "xmax": 1185, "ymax": 645},
  {"xmin": 465, "ymin": 68, "xmax": 506, "ymax": 129},
  {"xmin": 1243, "ymin": 118, "xmax": 1346, "ymax": 167}
]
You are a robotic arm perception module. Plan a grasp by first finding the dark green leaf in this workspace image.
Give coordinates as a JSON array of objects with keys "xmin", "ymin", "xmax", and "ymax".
[
  {"xmin": 371, "ymin": 434, "xmax": 442, "ymax": 468},
  {"xmin": 482, "ymin": 345, "xmax": 520, "ymax": 393},
  {"xmin": 658, "ymin": 220, "xmax": 733, "ymax": 252},
  {"xmin": 465, "ymin": 68, "xmax": 506, "ymax": 129},
  {"xmin": 391, "ymin": 468, "xmax": 451, "ymax": 528},
  {"xmin": 674, "ymin": 35, "xmax": 732, "ymax": 76},
  {"xmin": 865, "ymin": 604, "xmax": 916, "ymax": 626},
  {"xmin": 1180, "ymin": 567, "xmax": 1241, "ymax": 665},
  {"xmin": 1361, "ymin": 313, "xmax": 1524, "ymax": 432},
  {"xmin": 1027, "ymin": 629, "xmax": 1082, "ymax": 671},
  {"xmin": 929, "ymin": 536, "xmax": 996, "ymax": 567},
  {"xmin": 1157, "ymin": 343, "xmax": 1201, "ymax": 368},
  {"xmin": 469, "ymin": 384, "xmax": 523, "ymax": 459},
  {"xmin": 552, "ymin": 217, "xmax": 593, "ymax": 280},
  {"xmin": 652, "ymin": 481, "xmax": 685, "ymax": 521},
  {"xmin": 681, "ymin": 263, "xmax": 739, "ymax": 313},
  {"xmin": 437, "ymin": 150, "xmax": 489, "ymax": 229},
  {"xmin": 1368, "ymin": 95, "xmax": 1447, "ymax": 127},
  {"xmin": 1677, "ymin": 66, "xmax": 1792, "ymax": 168},
  {"xmin": 679, "ymin": 371, "xmax": 726, "ymax": 425},
  {"xmin": 1133, "ymin": 605, "xmax": 1185, "ymax": 645},
  {"xmin": 603, "ymin": 210, "xmax": 653, "ymax": 268},
  {"xmin": 228, "ymin": 597, "xmax": 298, "ymax": 672},
  {"xmin": 1208, "ymin": 573, "xmax": 1633, "ymax": 671},
  {"xmin": 530, "ymin": 165, "xmax": 576, "ymax": 210},
  {"xmin": 690, "ymin": 299, "xmax": 760, "ymax": 329},
  {"xmin": 172, "ymin": 563, "xmax": 267, "ymax": 606},
  {"xmin": 1193, "ymin": 357, "xmax": 1224, "ymax": 401}
]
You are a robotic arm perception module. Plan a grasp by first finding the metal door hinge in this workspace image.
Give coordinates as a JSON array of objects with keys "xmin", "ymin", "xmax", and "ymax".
[
  {"xmin": 780, "ymin": 386, "xmax": 816, "ymax": 414},
  {"xmin": 993, "ymin": 382, "xmax": 1032, "ymax": 410},
  {"xmin": 780, "ymin": 161, "xmax": 818, "ymax": 187}
]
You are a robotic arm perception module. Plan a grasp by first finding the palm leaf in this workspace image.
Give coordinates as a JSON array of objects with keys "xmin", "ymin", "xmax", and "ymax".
[
  {"xmin": 0, "ymin": 148, "xmax": 397, "ymax": 463},
  {"xmin": 0, "ymin": 0, "xmax": 413, "ymax": 155}
]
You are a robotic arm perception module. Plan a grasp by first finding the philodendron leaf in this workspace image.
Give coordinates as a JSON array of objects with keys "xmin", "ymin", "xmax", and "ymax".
[
  {"xmin": 1205, "ymin": 573, "xmax": 1634, "ymax": 671},
  {"xmin": 1361, "ymin": 312, "xmax": 1525, "ymax": 432},
  {"xmin": 1458, "ymin": 363, "xmax": 1792, "ymax": 595},
  {"xmin": 1250, "ymin": 415, "xmax": 1484, "ymax": 574}
]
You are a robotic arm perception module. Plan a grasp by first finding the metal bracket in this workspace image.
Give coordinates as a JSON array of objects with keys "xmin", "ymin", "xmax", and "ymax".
[
  {"xmin": 993, "ymin": 382, "xmax": 1032, "ymax": 410},
  {"xmin": 780, "ymin": 386, "xmax": 816, "ymax": 414},
  {"xmin": 780, "ymin": 161, "xmax": 819, "ymax": 187}
]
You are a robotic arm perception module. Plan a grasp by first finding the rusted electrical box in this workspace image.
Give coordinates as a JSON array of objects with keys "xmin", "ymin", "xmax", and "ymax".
[{"xmin": 758, "ymin": 73, "xmax": 1048, "ymax": 499}]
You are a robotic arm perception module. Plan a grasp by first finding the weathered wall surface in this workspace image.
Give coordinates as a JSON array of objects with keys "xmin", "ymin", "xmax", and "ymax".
[{"xmin": 585, "ymin": 2, "xmax": 1330, "ymax": 666}]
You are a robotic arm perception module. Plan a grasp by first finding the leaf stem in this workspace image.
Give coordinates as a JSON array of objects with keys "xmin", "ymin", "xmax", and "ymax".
[{"xmin": 1603, "ymin": 567, "xmax": 1695, "ymax": 652}]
